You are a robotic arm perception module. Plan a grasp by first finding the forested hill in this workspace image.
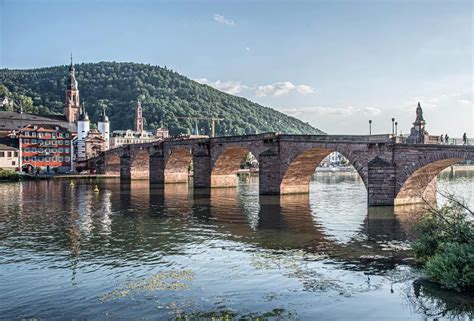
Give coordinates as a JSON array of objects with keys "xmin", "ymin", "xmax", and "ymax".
[{"xmin": 0, "ymin": 62, "xmax": 324, "ymax": 135}]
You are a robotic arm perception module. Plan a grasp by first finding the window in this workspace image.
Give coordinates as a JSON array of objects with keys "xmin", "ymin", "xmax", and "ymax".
[
  {"xmin": 32, "ymin": 139, "xmax": 36, "ymax": 143},
  {"xmin": 64, "ymin": 148, "xmax": 70, "ymax": 153},
  {"xmin": 0, "ymin": 152, "xmax": 4, "ymax": 157},
  {"xmin": 12, "ymin": 161, "xmax": 15, "ymax": 165},
  {"xmin": 14, "ymin": 152, "xmax": 18, "ymax": 157},
  {"xmin": 59, "ymin": 156, "xmax": 63, "ymax": 162},
  {"xmin": 7, "ymin": 152, "xmax": 12, "ymax": 157},
  {"xmin": 32, "ymin": 132, "xmax": 36, "ymax": 137},
  {"xmin": 65, "ymin": 156, "xmax": 70, "ymax": 162}
]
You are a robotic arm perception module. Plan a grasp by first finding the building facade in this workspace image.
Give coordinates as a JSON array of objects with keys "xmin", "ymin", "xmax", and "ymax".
[
  {"xmin": 18, "ymin": 124, "xmax": 73, "ymax": 173},
  {"xmin": 0, "ymin": 142, "xmax": 19, "ymax": 171},
  {"xmin": 110, "ymin": 129, "xmax": 160, "ymax": 148},
  {"xmin": 154, "ymin": 126, "xmax": 169, "ymax": 139},
  {"xmin": 75, "ymin": 106, "xmax": 110, "ymax": 161}
]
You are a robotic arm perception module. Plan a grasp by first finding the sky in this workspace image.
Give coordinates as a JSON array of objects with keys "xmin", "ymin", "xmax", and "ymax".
[{"xmin": 1, "ymin": 0, "xmax": 473, "ymax": 136}]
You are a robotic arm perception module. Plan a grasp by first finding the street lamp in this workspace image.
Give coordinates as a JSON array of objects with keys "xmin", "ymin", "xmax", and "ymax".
[
  {"xmin": 369, "ymin": 120, "xmax": 372, "ymax": 135},
  {"xmin": 395, "ymin": 122, "xmax": 398, "ymax": 136},
  {"xmin": 391, "ymin": 118, "xmax": 395, "ymax": 136}
]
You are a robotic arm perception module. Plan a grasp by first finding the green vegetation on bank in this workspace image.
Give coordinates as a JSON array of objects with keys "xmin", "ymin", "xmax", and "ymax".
[
  {"xmin": 0, "ymin": 62, "xmax": 324, "ymax": 136},
  {"xmin": 412, "ymin": 196, "xmax": 474, "ymax": 292},
  {"xmin": 0, "ymin": 169, "xmax": 20, "ymax": 181}
]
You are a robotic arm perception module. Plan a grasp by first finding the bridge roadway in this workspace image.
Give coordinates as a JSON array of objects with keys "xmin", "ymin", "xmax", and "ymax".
[{"xmin": 90, "ymin": 133, "xmax": 474, "ymax": 206}]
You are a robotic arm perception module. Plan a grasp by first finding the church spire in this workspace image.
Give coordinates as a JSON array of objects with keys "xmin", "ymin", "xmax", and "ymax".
[{"xmin": 64, "ymin": 54, "xmax": 80, "ymax": 123}]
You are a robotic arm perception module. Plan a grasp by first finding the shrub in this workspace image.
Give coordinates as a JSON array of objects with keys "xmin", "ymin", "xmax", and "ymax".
[
  {"xmin": 425, "ymin": 242, "xmax": 474, "ymax": 292},
  {"xmin": 0, "ymin": 169, "xmax": 20, "ymax": 181},
  {"xmin": 411, "ymin": 196, "xmax": 473, "ymax": 291}
]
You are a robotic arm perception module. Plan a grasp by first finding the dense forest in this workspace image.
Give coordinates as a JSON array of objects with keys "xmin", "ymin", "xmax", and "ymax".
[{"xmin": 0, "ymin": 62, "xmax": 324, "ymax": 136}]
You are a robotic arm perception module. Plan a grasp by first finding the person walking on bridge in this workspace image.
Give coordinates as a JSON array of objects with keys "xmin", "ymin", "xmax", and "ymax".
[
  {"xmin": 463, "ymin": 133, "xmax": 468, "ymax": 145},
  {"xmin": 445, "ymin": 134, "xmax": 449, "ymax": 145},
  {"xmin": 440, "ymin": 135, "xmax": 444, "ymax": 144}
]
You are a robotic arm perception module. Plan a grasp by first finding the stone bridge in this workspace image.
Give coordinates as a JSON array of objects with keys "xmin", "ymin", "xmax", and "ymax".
[{"xmin": 91, "ymin": 133, "xmax": 474, "ymax": 206}]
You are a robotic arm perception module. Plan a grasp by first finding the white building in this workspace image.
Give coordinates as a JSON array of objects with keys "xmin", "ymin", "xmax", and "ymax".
[
  {"xmin": 0, "ymin": 142, "xmax": 19, "ymax": 171},
  {"xmin": 76, "ymin": 107, "xmax": 90, "ymax": 160},
  {"xmin": 110, "ymin": 129, "xmax": 160, "ymax": 148},
  {"xmin": 97, "ymin": 109, "xmax": 110, "ymax": 150},
  {"xmin": 75, "ymin": 106, "xmax": 110, "ymax": 161}
]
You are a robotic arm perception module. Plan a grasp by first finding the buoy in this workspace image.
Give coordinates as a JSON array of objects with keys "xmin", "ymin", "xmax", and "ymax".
[
  {"xmin": 69, "ymin": 180, "xmax": 74, "ymax": 186},
  {"xmin": 93, "ymin": 185, "xmax": 99, "ymax": 192}
]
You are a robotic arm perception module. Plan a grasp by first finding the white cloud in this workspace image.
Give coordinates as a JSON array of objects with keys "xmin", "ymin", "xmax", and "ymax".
[
  {"xmin": 402, "ymin": 92, "xmax": 473, "ymax": 112},
  {"xmin": 255, "ymin": 81, "xmax": 315, "ymax": 97},
  {"xmin": 213, "ymin": 13, "xmax": 235, "ymax": 26},
  {"xmin": 194, "ymin": 78, "xmax": 247, "ymax": 95},
  {"xmin": 279, "ymin": 105, "xmax": 382, "ymax": 117}
]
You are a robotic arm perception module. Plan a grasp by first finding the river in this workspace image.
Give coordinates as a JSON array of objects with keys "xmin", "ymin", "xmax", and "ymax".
[{"xmin": 0, "ymin": 169, "xmax": 473, "ymax": 320}]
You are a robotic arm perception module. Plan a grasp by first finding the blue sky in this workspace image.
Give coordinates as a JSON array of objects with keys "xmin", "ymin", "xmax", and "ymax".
[{"xmin": 1, "ymin": 0, "xmax": 472, "ymax": 135}]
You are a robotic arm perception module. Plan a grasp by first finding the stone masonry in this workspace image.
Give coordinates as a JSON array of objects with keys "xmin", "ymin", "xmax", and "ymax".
[{"xmin": 93, "ymin": 133, "xmax": 474, "ymax": 206}]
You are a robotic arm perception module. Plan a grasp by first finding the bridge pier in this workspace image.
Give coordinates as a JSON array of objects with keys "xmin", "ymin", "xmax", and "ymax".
[
  {"xmin": 193, "ymin": 152, "xmax": 212, "ymax": 188},
  {"xmin": 259, "ymin": 150, "xmax": 282, "ymax": 194},
  {"xmin": 367, "ymin": 156, "xmax": 396, "ymax": 206},
  {"xmin": 120, "ymin": 155, "xmax": 132, "ymax": 181},
  {"xmin": 149, "ymin": 154, "xmax": 165, "ymax": 184}
]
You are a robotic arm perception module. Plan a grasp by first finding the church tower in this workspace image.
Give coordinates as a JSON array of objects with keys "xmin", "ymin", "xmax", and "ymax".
[
  {"xmin": 98, "ymin": 108, "xmax": 110, "ymax": 150},
  {"xmin": 64, "ymin": 54, "xmax": 80, "ymax": 123},
  {"xmin": 134, "ymin": 99, "xmax": 144, "ymax": 132}
]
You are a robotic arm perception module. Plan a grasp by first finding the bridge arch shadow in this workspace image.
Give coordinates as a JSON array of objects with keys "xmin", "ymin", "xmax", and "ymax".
[
  {"xmin": 280, "ymin": 148, "xmax": 366, "ymax": 194},
  {"xmin": 121, "ymin": 149, "xmax": 150, "ymax": 180},
  {"xmin": 211, "ymin": 147, "xmax": 258, "ymax": 188},
  {"xmin": 395, "ymin": 157, "xmax": 463, "ymax": 205},
  {"xmin": 165, "ymin": 149, "xmax": 192, "ymax": 184}
]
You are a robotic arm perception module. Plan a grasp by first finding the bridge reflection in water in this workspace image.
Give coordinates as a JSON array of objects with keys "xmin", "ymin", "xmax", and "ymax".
[
  {"xmin": 91, "ymin": 175, "xmax": 427, "ymax": 262},
  {"xmin": 1, "ymin": 172, "xmax": 473, "ymax": 320}
]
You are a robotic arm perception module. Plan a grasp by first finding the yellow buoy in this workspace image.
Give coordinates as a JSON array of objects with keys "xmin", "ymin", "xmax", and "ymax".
[{"xmin": 93, "ymin": 185, "xmax": 99, "ymax": 192}]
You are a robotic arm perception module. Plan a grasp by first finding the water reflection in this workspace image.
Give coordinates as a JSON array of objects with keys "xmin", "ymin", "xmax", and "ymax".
[{"xmin": 0, "ymin": 171, "xmax": 472, "ymax": 320}]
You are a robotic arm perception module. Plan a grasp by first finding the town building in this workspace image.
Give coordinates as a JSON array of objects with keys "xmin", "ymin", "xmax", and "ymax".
[
  {"xmin": 0, "ymin": 96, "xmax": 11, "ymax": 109},
  {"xmin": 0, "ymin": 112, "xmax": 77, "ymax": 138},
  {"xmin": 110, "ymin": 129, "xmax": 159, "ymax": 148},
  {"xmin": 75, "ymin": 106, "xmax": 110, "ymax": 161},
  {"xmin": 0, "ymin": 138, "xmax": 19, "ymax": 171},
  {"xmin": 110, "ymin": 100, "xmax": 163, "ymax": 148},
  {"xmin": 154, "ymin": 126, "xmax": 169, "ymax": 139},
  {"xmin": 18, "ymin": 124, "xmax": 73, "ymax": 173}
]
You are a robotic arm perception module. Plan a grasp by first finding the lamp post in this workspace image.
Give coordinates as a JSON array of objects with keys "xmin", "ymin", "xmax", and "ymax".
[
  {"xmin": 391, "ymin": 118, "xmax": 395, "ymax": 136},
  {"xmin": 369, "ymin": 120, "xmax": 372, "ymax": 135},
  {"xmin": 395, "ymin": 122, "xmax": 398, "ymax": 136}
]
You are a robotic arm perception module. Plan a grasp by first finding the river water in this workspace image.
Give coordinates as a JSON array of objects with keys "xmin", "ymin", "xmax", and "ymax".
[{"xmin": 0, "ymin": 170, "xmax": 473, "ymax": 320}]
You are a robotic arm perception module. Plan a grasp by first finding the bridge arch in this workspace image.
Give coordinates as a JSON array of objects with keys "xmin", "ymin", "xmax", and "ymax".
[
  {"xmin": 164, "ymin": 148, "xmax": 192, "ymax": 183},
  {"xmin": 211, "ymin": 147, "xmax": 256, "ymax": 187},
  {"xmin": 121, "ymin": 149, "xmax": 150, "ymax": 180},
  {"xmin": 395, "ymin": 156, "xmax": 464, "ymax": 205},
  {"xmin": 280, "ymin": 147, "xmax": 366, "ymax": 194}
]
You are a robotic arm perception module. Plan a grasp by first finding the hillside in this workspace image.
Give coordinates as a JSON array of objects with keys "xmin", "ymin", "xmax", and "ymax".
[{"xmin": 0, "ymin": 62, "xmax": 324, "ymax": 135}]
